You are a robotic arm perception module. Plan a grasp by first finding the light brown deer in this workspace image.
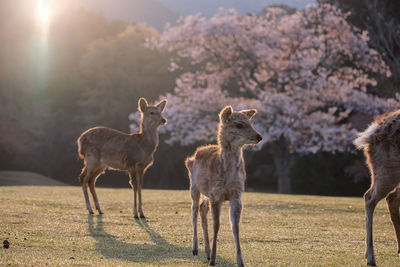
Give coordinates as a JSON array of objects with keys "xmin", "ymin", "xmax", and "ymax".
[
  {"xmin": 354, "ymin": 109, "xmax": 400, "ymax": 266},
  {"xmin": 185, "ymin": 106, "xmax": 262, "ymax": 267},
  {"xmin": 77, "ymin": 97, "xmax": 167, "ymax": 218}
]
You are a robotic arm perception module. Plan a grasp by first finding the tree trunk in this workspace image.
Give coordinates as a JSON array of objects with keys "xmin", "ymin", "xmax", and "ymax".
[{"xmin": 271, "ymin": 137, "xmax": 291, "ymax": 194}]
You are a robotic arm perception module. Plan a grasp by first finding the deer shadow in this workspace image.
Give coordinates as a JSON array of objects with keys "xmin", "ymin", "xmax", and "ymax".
[{"xmin": 87, "ymin": 215, "xmax": 233, "ymax": 266}]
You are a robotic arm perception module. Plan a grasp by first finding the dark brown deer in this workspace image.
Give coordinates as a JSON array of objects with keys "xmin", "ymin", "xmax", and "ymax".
[
  {"xmin": 77, "ymin": 97, "xmax": 167, "ymax": 218},
  {"xmin": 354, "ymin": 109, "xmax": 400, "ymax": 266},
  {"xmin": 186, "ymin": 106, "xmax": 262, "ymax": 266}
]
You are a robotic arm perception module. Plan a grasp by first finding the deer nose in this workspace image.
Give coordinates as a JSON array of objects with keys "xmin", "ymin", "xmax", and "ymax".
[
  {"xmin": 161, "ymin": 118, "xmax": 167, "ymax": 124},
  {"xmin": 256, "ymin": 134, "xmax": 262, "ymax": 143}
]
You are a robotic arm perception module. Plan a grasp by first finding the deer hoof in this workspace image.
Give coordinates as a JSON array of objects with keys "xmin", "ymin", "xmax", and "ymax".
[
  {"xmin": 366, "ymin": 258, "xmax": 376, "ymax": 266},
  {"xmin": 192, "ymin": 249, "xmax": 198, "ymax": 256},
  {"xmin": 140, "ymin": 215, "xmax": 146, "ymax": 219},
  {"xmin": 89, "ymin": 210, "xmax": 94, "ymax": 215},
  {"xmin": 134, "ymin": 215, "xmax": 139, "ymax": 219}
]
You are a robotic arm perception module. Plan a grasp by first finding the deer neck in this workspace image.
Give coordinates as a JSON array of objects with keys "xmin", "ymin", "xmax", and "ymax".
[
  {"xmin": 140, "ymin": 123, "xmax": 159, "ymax": 151},
  {"xmin": 219, "ymin": 139, "xmax": 243, "ymax": 172}
]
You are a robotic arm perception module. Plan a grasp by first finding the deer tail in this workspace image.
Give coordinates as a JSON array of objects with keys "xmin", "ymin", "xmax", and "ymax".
[{"xmin": 353, "ymin": 122, "xmax": 379, "ymax": 150}]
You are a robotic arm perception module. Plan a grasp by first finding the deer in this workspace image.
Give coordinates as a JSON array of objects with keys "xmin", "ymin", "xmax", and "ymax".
[
  {"xmin": 354, "ymin": 109, "xmax": 400, "ymax": 266},
  {"xmin": 185, "ymin": 106, "xmax": 262, "ymax": 267},
  {"xmin": 77, "ymin": 97, "xmax": 167, "ymax": 218}
]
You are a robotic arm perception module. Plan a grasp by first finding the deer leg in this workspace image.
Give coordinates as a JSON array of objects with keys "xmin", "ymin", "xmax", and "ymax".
[
  {"xmin": 81, "ymin": 157, "xmax": 102, "ymax": 214},
  {"xmin": 200, "ymin": 198, "xmax": 210, "ymax": 260},
  {"xmin": 129, "ymin": 170, "xmax": 138, "ymax": 219},
  {"xmin": 88, "ymin": 168, "xmax": 104, "ymax": 214},
  {"xmin": 79, "ymin": 162, "xmax": 94, "ymax": 214},
  {"xmin": 365, "ymin": 183, "xmax": 393, "ymax": 266},
  {"xmin": 78, "ymin": 165, "xmax": 87, "ymax": 186},
  {"xmin": 210, "ymin": 201, "xmax": 222, "ymax": 266},
  {"xmin": 191, "ymin": 188, "xmax": 200, "ymax": 256},
  {"xmin": 386, "ymin": 188, "xmax": 400, "ymax": 254},
  {"xmin": 365, "ymin": 187, "xmax": 378, "ymax": 266},
  {"xmin": 136, "ymin": 167, "xmax": 145, "ymax": 218},
  {"xmin": 230, "ymin": 198, "xmax": 244, "ymax": 267},
  {"xmin": 82, "ymin": 171, "xmax": 93, "ymax": 214}
]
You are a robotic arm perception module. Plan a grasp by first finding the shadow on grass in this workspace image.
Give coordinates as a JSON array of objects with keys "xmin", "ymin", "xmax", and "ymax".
[{"xmin": 87, "ymin": 215, "xmax": 233, "ymax": 266}]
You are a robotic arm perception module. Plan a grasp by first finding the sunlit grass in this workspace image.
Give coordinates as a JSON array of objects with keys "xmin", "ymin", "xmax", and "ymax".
[{"xmin": 0, "ymin": 186, "xmax": 398, "ymax": 266}]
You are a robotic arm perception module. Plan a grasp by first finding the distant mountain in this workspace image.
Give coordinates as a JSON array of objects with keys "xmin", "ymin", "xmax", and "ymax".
[
  {"xmin": 73, "ymin": 0, "xmax": 314, "ymax": 31},
  {"xmin": 78, "ymin": 0, "xmax": 179, "ymax": 30},
  {"xmin": 159, "ymin": 0, "xmax": 314, "ymax": 17}
]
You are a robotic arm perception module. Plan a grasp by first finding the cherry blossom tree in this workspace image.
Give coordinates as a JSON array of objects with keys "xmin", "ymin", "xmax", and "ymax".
[{"xmin": 130, "ymin": 4, "xmax": 399, "ymax": 193}]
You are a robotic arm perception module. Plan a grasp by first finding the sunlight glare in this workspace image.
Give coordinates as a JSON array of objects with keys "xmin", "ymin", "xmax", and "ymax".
[
  {"xmin": 36, "ymin": 0, "xmax": 51, "ymax": 27},
  {"xmin": 33, "ymin": 0, "xmax": 53, "ymax": 93}
]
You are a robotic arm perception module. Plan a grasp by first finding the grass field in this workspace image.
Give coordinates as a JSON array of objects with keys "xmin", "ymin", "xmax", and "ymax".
[{"xmin": 0, "ymin": 186, "xmax": 399, "ymax": 266}]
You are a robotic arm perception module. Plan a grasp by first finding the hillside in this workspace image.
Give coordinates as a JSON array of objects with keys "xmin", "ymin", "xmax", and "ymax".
[
  {"xmin": 0, "ymin": 171, "xmax": 65, "ymax": 186},
  {"xmin": 0, "ymin": 186, "xmax": 398, "ymax": 266}
]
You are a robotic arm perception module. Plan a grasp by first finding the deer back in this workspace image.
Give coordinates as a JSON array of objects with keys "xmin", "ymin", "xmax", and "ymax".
[{"xmin": 78, "ymin": 126, "xmax": 150, "ymax": 170}]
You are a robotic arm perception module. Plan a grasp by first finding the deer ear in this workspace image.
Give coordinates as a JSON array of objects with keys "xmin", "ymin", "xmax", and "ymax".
[
  {"xmin": 240, "ymin": 109, "xmax": 257, "ymax": 119},
  {"xmin": 219, "ymin": 106, "xmax": 233, "ymax": 123},
  {"xmin": 138, "ymin": 97, "xmax": 148, "ymax": 112},
  {"xmin": 156, "ymin": 99, "xmax": 167, "ymax": 112}
]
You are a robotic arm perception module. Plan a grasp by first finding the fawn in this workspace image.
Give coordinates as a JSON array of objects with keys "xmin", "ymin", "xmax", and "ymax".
[
  {"xmin": 354, "ymin": 109, "xmax": 400, "ymax": 266},
  {"xmin": 77, "ymin": 97, "xmax": 167, "ymax": 218},
  {"xmin": 185, "ymin": 106, "xmax": 262, "ymax": 266}
]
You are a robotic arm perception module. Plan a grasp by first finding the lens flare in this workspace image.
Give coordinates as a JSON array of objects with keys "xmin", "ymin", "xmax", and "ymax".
[
  {"xmin": 33, "ymin": 0, "xmax": 52, "ymax": 94},
  {"xmin": 36, "ymin": 0, "xmax": 51, "ymax": 27}
]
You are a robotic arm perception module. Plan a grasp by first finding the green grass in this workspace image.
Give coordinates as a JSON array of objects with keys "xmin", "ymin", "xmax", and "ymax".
[
  {"xmin": 0, "ymin": 171, "xmax": 66, "ymax": 186},
  {"xmin": 0, "ymin": 186, "xmax": 398, "ymax": 266}
]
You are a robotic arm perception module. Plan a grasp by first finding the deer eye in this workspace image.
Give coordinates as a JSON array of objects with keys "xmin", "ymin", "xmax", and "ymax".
[{"xmin": 235, "ymin": 123, "xmax": 244, "ymax": 129}]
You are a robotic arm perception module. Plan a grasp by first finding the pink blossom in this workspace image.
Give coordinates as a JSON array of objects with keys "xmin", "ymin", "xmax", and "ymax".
[{"xmin": 130, "ymin": 4, "xmax": 398, "ymax": 154}]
